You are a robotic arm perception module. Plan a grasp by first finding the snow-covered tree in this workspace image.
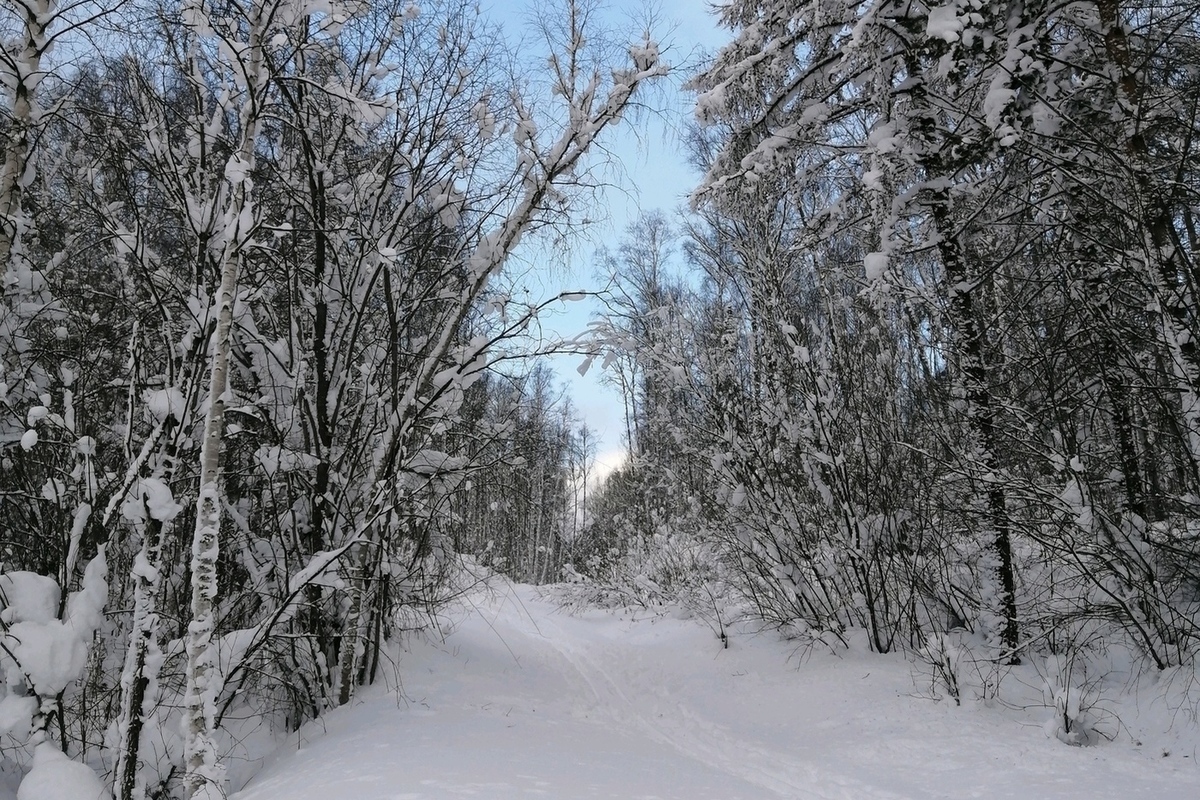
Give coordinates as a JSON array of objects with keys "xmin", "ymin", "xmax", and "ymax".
[
  {"xmin": 593, "ymin": 0, "xmax": 1200, "ymax": 672},
  {"xmin": 1, "ymin": 0, "xmax": 665, "ymax": 796}
]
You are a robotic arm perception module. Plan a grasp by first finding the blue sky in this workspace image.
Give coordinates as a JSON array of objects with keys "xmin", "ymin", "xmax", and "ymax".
[{"xmin": 503, "ymin": 0, "xmax": 727, "ymax": 465}]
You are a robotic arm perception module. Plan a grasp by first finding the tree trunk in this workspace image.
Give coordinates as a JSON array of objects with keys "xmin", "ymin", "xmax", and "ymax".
[
  {"xmin": 181, "ymin": 7, "xmax": 265, "ymax": 793},
  {"xmin": 115, "ymin": 492, "xmax": 172, "ymax": 800},
  {"xmin": 181, "ymin": 245, "xmax": 240, "ymax": 800},
  {"xmin": 931, "ymin": 200, "xmax": 1020, "ymax": 663},
  {"xmin": 0, "ymin": 0, "xmax": 50, "ymax": 269}
]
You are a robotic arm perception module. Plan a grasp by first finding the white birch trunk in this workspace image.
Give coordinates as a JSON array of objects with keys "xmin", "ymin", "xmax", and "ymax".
[
  {"xmin": 180, "ymin": 255, "xmax": 239, "ymax": 800},
  {"xmin": 180, "ymin": 3, "xmax": 266, "ymax": 796},
  {"xmin": 115, "ymin": 456, "xmax": 179, "ymax": 800},
  {"xmin": 114, "ymin": 520, "xmax": 167, "ymax": 800},
  {"xmin": 335, "ymin": 537, "xmax": 371, "ymax": 706},
  {"xmin": 0, "ymin": 0, "xmax": 51, "ymax": 270}
]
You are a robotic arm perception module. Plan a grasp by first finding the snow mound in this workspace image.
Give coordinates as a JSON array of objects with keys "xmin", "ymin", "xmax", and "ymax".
[{"xmin": 17, "ymin": 744, "xmax": 109, "ymax": 800}]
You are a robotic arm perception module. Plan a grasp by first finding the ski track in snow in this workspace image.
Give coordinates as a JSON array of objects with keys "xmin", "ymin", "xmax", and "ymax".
[
  {"xmin": 514, "ymin": 609, "xmax": 890, "ymax": 799},
  {"xmin": 228, "ymin": 581, "xmax": 1200, "ymax": 800}
]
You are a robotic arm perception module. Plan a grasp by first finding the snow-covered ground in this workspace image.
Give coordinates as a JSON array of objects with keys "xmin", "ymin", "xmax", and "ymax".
[{"xmin": 232, "ymin": 581, "xmax": 1200, "ymax": 799}]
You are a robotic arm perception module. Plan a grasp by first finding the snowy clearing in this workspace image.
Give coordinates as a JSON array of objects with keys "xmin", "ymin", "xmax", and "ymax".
[{"xmin": 231, "ymin": 582, "xmax": 1200, "ymax": 800}]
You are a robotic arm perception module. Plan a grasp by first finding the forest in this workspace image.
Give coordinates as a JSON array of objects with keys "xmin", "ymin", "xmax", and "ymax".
[{"xmin": 1, "ymin": 0, "xmax": 1198, "ymax": 798}]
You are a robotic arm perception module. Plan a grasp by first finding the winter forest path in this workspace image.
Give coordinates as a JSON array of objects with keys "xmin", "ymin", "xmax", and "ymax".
[{"xmin": 231, "ymin": 581, "xmax": 1198, "ymax": 800}]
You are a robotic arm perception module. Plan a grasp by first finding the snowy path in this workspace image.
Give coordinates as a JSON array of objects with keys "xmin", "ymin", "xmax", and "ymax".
[{"xmin": 232, "ymin": 583, "xmax": 1199, "ymax": 799}]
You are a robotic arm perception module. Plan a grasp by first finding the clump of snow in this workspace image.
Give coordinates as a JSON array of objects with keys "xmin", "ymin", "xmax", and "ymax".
[
  {"xmin": 143, "ymin": 388, "xmax": 185, "ymax": 423},
  {"xmin": 405, "ymin": 449, "xmax": 467, "ymax": 476},
  {"xmin": 0, "ymin": 573, "xmax": 60, "ymax": 624},
  {"xmin": 0, "ymin": 694, "xmax": 37, "ymax": 738},
  {"xmin": 2, "ymin": 552, "xmax": 106, "ymax": 698},
  {"xmin": 866, "ymin": 122, "xmax": 898, "ymax": 154},
  {"xmin": 64, "ymin": 547, "xmax": 108, "ymax": 635},
  {"xmin": 287, "ymin": 549, "xmax": 349, "ymax": 595},
  {"xmin": 513, "ymin": 114, "xmax": 537, "ymax": 147},
  {"xmin": 17, "ymin": 742, "xmax": 110, "ymax": 800},
  {"xmin": 1041, "ymin": 655, "xmax": 1106, "ymax": 746},
  {"xmin": 471, "ymin": 99, "xmax": 495, "ymax": 140},
  {"xmin": 253, "ymin": 445, "xmax": 318, "ymax": 477},
  {"xmin": 39, "ymin": 479, "xmax": 65, "ymax": 505},
  {"xmin": 926, "ymin": 5, "xmax": 964, "ymax": 43},
  {"xmin": 120, "ymin": 478, "xmax": 184, "ymax": 525},
  {"xmin": 2, "ymin": 621, "xmax": 86, "ymax": 696},
  {"xmin": 575, "ymin": 354, "xmax": 596, "ymax": 377},
  {"xmin": 864, "ymin": 252, "xmax": 888, "ymax": 281},
  {"xmin": 629, "ymin": 40, "xmax": 659, "ymax": 72},
  {"xmin": 984, "ymin": 76, "xmax": 1016, "ymax": 129}
]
